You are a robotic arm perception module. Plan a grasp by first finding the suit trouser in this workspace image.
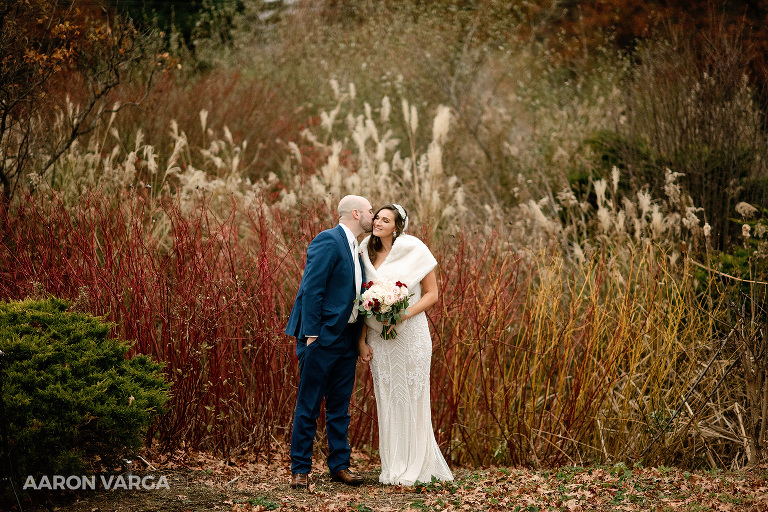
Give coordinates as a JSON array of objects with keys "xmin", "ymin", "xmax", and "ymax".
[{"xmin": 290, "ymin": 324, "xmax": 358, "ymax": 474}]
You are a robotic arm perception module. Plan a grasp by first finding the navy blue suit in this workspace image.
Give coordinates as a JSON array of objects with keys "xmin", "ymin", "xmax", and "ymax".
[{"xmin": 285, "ymin": 224, "xmax": 366, "ymax": 474}]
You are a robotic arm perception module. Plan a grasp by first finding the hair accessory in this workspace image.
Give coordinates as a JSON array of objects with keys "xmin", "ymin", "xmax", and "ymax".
[{"xmin": 392, "ymin": 203, "xmax": 409, "ymax": 232}]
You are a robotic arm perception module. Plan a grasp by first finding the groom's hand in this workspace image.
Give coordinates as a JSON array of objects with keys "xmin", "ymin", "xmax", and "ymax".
[{"xmin": 306, "ymin": 336, "xmax": 318, "ymax": 346}]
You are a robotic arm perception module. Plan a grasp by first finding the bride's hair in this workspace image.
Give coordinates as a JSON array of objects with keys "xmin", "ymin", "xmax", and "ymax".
[{"xmin": 368, "ymin": 204, "xmax": 407, "ymax": 264}]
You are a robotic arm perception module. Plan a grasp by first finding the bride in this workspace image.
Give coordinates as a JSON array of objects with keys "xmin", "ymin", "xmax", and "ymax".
[{"xmin": 357, "ymin": 203, "xmax": 453, "ymax": 486}]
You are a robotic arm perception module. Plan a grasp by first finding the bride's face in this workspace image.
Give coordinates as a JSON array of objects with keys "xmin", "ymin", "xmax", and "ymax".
[{"xmin": 372, "ymin": 209, "xmax": 397, "ymax": 240}]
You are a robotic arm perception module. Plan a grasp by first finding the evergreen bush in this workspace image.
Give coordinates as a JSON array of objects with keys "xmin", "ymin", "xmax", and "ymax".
[{"xmin": 0, "ymin": 297, "xmax": 169, "ymax": 483}]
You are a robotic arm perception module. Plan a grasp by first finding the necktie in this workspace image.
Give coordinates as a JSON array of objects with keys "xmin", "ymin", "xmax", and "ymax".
[{"xmin": 349, "ymin": 239, "xmax": 362, "ymax": 322}]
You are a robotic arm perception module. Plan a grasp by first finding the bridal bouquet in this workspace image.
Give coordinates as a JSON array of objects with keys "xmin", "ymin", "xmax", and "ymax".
[{"xmin": 357, "ymin": 279, "xmax": 411, "ymax": 340}]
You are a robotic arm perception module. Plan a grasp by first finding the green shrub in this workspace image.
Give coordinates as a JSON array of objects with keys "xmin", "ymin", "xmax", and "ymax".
[{"xmin": 0, "ymin": 298, "xmax": 169, "ymax": 482}]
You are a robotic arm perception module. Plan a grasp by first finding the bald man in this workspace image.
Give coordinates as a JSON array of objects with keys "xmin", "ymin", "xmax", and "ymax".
[{"xmin": 285, "ymin": 195, "xmax": 374, "ymax": 488}]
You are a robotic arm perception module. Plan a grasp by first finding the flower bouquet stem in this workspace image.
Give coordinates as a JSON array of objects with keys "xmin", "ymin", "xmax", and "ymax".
[{"xmin": 380, "ymin": 324, "xmax": 398, "ymax": 340}]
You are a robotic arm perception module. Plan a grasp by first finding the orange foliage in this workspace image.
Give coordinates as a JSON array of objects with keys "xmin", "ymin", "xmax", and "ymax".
[{"xmin": 543, "ymin": 0, "xmax": 768, "ymax": 85}]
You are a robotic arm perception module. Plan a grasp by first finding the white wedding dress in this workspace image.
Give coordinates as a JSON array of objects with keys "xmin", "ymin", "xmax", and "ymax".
[{"xmin": 359, "ymin": 234, "xmax": 453, "ymax": 486}]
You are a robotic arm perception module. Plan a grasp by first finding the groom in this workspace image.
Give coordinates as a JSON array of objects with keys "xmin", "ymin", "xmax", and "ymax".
[{"xmin": 285, "ymin": 195, "xmax": 374, "ymax": 489}]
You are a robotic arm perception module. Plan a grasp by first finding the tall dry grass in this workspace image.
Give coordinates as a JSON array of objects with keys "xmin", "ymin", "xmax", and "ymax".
[
  {"xmin": 609, "ymin": 27, "xmax": 768, "ymax": 250},
  {"xmin": 5, "ymin": 182, "xmax": 757, "ymax": 467},
  {"xmin": 3, "ymin": 191, "xmax": 308, "ymax": 459},
  {"xmin": 427, "ymin": 234, "xmax": 732, "ymax": 467}
]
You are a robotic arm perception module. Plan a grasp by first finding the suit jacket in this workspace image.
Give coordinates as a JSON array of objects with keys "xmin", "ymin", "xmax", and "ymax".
[{"xmin": 285, "ymin": 224, "xmax": 366, "ymax": 346}]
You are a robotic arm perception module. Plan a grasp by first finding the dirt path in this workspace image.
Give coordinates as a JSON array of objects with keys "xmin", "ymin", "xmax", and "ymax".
[{"xmin": 9, "ymin": 451, "xmax": 768, "ymax": 511}]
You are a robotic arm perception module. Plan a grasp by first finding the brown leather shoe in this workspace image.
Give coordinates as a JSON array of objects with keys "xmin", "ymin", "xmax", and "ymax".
[
  {"xmin": 330, "ymin": 468, "xmax": 364, "ymax": 486},
  {"xmin": 290, "ymin": 473, "xmax": 309, "ymax": 489}
]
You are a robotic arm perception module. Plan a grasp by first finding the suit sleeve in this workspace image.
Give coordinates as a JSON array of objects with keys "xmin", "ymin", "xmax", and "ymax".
[{"xmin": 298, "ymin": 232, "xmax": 337, "ymax": 337}]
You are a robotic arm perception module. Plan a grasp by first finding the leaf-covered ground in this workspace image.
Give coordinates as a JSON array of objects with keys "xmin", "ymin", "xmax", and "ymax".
[{"xmin": 15, "ymin": 450, "xmax": 768, "ymax": 511}]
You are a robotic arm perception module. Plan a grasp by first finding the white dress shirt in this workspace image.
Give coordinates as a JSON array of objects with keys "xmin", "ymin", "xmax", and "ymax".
[{"xmin": 339, "ymin": 224, "xmax": 362, "ymax": 322}]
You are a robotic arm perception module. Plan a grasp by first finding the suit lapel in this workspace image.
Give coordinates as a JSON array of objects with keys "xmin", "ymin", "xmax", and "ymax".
[
  {"xmin": 334, "ymin": 225, "xmax": 355, "ymax": 272},
  {"xmin": 336, "ymin": 225, "xmax": 366, "ymax": 297}
]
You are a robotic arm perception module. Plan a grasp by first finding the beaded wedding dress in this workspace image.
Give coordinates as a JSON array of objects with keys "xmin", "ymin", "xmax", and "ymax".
[{"xmin": 360, "ymin": 235, "xmax": 453, "ymax": 486}]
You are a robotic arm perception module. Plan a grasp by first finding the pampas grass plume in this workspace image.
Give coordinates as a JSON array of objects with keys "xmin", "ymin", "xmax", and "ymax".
[
  {"xmin": 381, "ymin": 96, "xmax": 391, "ymax": 123},
  {"xmin": 432, "ymin": 105, "xmax": 451, "ymax": 144}
]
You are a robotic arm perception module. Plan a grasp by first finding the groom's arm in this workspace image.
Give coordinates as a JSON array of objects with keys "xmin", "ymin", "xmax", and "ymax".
[{"xmin": 299, "ymin": 232, "xmax": 336, "ymax": 340}]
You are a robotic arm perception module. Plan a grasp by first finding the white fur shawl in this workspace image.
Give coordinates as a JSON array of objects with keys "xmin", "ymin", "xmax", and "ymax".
[{"xmin": 359, "ymin": 234, "xmax": 437, "ymax": 293}]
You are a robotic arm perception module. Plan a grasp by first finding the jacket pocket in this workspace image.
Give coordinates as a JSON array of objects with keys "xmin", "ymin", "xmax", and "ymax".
[{"xmin": 321, "ymin": 301, "xmax": 344, "ymax": 314}]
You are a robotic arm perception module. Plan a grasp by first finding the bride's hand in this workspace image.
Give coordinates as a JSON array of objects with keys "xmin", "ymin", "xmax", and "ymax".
[
  {"xmin": 392, "ymin": 310, "xmax": 409, "ymax": 325},
  {"xmin": 358, "ymin": 342, "xmax": 373, "ymax": 363},
  {"xmin": 383, "ymin": 310, "xmax": 409, "ymax": 335}
]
